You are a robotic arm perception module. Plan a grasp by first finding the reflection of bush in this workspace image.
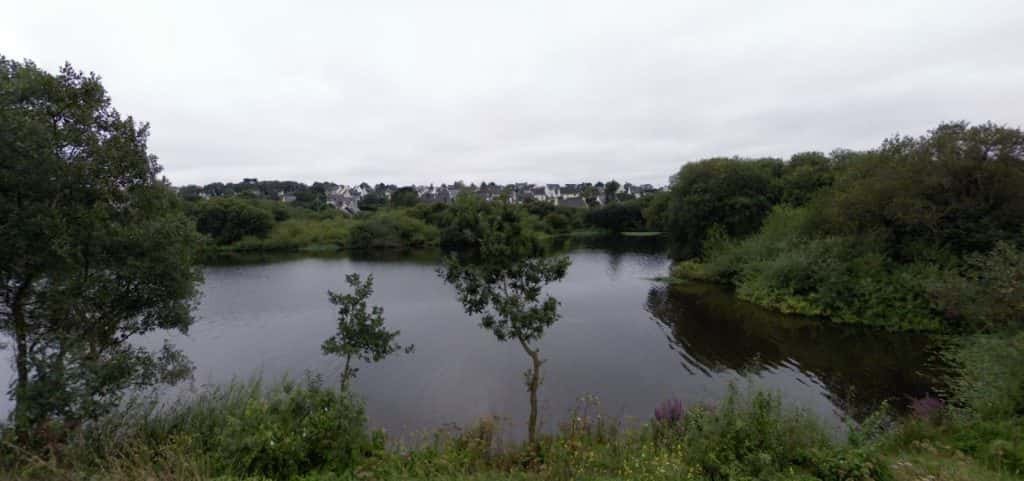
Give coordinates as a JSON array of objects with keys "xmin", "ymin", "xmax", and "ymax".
[{"xmin": 645, "ymin": 283, "xmax": 943, "ymax": 415}]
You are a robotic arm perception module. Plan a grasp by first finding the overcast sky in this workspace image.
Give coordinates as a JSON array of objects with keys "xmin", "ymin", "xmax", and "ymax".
[{"xmin": 3, "ymin": 1, "xmax": 1022, "ymax": 186}]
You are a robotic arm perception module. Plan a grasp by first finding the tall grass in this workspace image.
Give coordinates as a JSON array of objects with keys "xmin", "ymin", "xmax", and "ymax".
[
  {"xmin": 1, "ymin": 375, "xmax": 367, "ymax": 480},
  {"xmin": 2, "ymin": 377, "xmax": 1019, "ymax": 481}
]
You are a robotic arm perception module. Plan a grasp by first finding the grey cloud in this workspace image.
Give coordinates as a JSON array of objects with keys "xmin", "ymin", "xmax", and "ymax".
[{"xmin": 4, "ymin": 0, "xmax": 1022, "ymax": 186}]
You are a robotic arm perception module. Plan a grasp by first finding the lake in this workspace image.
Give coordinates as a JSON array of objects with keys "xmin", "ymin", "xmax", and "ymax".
[{"xmin": 0, "ymin": 237, "xmax": 944, "ymax": 439}]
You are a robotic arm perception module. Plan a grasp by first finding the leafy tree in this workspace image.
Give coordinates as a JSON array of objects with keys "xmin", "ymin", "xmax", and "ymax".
[
  {"xmin": 177, "ymin": 184, "xmax": 204, "ymax": 201},
  {"xmin": 671, "ymin": 122, "xmax": 1024, "ymax": 333},
  {"xmin": 193, "ymin": 197, "xmax": 275, "ymax": 244},
  {"xmin": 439, "ymin": 193, "xmax": 494, "ymax": 250},
  {"xmin": 0, "ymin": 58, "xmax": 202, "ymax": 434},
  {"xmin": 322, "ymin": 273, "xmax": 411, "ymax": 389},
  {"xmin": 777, "ymin": 151, "xmax": 834, "ymax": 206},
  {"xmin": 642, "ymin": 191, "xmax": 671, "ymax": 232},
  {"xmin": 666, "ymin": 157, "xmax": 782, "ymax": 259},
  {"xmin": 604, "ymin": 180, "xmax": 621, "ymax": 202},
  {"xmin": 543, "ymin": 211, "xmax": 571, "ymax": 232},
  {"xmin": 586, "ymin": 201, "xmax": 645, "ymax": 232},
  {"xmin": 357, "ymin": 192, "xmax": 387, "ymax": 211},
  {"xmin": 439, "ymin": 203, "xmax": 570, "ymax": 444},
  {"xmin": 819, "ymin": 122, "xmax": 1024, "ymax": 259},
  {"xmin": 390, "ymin": 186, "xmax": 419, "ymax": 208},
  {"xmin": 581, "ymin": 183, "xmax": 601, "ymax": 207}
]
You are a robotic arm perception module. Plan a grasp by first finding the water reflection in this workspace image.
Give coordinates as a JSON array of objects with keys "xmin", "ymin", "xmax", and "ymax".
[{"xmin": 644, "ymin": 281, "xmax": 947, "ymax": 418}]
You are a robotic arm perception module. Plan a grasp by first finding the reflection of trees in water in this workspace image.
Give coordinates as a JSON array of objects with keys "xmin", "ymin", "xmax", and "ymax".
[
  {"xmin": 644, "ymin": 282, "xmax": 947, "ymax": 417},
  {"xmin": 566, "ymin": 234, "xmax": 667, "ymax": 255}
]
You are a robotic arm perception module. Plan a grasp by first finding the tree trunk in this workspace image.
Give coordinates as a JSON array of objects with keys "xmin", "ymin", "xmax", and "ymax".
[
  {"xmin": 11, "ymin": 278, "xmax": 32, "ymax": 437},
  {"xmin": 341, "ymin": 354, "xmax": 353, "ymax": 391},
  {"xmin": 518, "ymin": 338, "xmax": 543, "ymax": 445}
]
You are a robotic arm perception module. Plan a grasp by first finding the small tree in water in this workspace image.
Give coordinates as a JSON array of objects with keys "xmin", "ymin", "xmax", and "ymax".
[
  {"xmin": 322, "ymin": 273, "xmax": 411, "ymax": 390},
  {"xmin": 439, "ymin": 200, "xmax": 571, "ymax": 444}
]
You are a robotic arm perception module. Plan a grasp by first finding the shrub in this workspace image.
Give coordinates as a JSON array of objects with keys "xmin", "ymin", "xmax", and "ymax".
[
  {"xmin": 348, "ymin": 211, "xmax": 439, "ymax": 249},
  {"xmin": 229, "ymin": 217, "xmax": 352, "ymax": 251},
  {"xmin": 927, "ymin": 241, "xmax": 1024, "ymax": 332},
  {"xmin": 585, "ymin": 201, "xmax": 645, "ymax": 232},
  {"xmin": 946, "ymin": 333, "xmax": 1024, "ymax": 421},
  {"xmin": 194, "ymin": 198, "xmax": 275, "ymax": 245},
  {"xmin": 42, "ymin": 377, "xmax": 369, "ymax": 480},
  {"xmin": 212, "ymin": 378, "xmax": 366, "ymax": 478},
  {"xmin": 677, "ymin": 387, "xmax": 833, "ymax": 479}
]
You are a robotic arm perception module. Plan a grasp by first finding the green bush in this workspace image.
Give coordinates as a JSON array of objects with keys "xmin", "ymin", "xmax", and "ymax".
[
  {"xmin": 947, "ymin": 333, "xmax": 1024, "ymax": 421},
  {"xmin": 585, "ymin": 201, "xmax": 645, "ymax": 232},
  {"xmin": 927, "ymin": 241, "xmax": 1024, "ymax": 332},
  {"xmin": 666, "ymin": 157, "xmax": 783, "ymax": 259},
  {"xmin": 55, "ymin": 377, "xmax": 368, "ymax": 480},
  {"xmin": 675, "ymin": 388, "xmax": 834, "ymax": 480},
  {"xmin": 678, "ymin": 205, "xmax": 947, "ymax": 330},
  {"xmin": 349, "ymin": 211, "xmax": 439, "ymax": 249},
  {"xmin": 194, "ymin": 198, "xmax": 275, "ymax": 245},
  {"xmin": 666, "ymin": 123, "xmax": 1024, "ymax": 333},
  {"xmin": 212, "ymin": 378, "xmax": 366, "ymax": 478}
]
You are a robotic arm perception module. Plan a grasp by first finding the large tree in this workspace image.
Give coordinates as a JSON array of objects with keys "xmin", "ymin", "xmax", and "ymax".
[
  {"xmin": 389, "ymin": 186, "xmax": 419, "ymax": 208},
  {"xmin": 665, "ymin": 157, "xmax": 782, "ymax": 259},
  {"xmin": 0, "ymin": 58, "xmax": 202, "ymax": 435},
  {"xmin": 438, "ymin": 203, "xmax": 570, "ymax": 444}
]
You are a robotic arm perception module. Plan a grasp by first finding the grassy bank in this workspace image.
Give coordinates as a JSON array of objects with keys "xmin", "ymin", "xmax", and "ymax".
[{"xmin": 2, "ymin": 375, "xmax": 1020, "ymax": 481}]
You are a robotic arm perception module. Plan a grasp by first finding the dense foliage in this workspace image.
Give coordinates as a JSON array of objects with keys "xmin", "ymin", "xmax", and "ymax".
[
  {"xmin": 179, "ymin": 191, "xmax": 619, "ymax": 256},
  {"xmin": 348, "ymin": 211, "xmax": 438, "ymax": 249},
  {"xmin": 0, "ymin": 58, "xmax": 202, "ymax": 436},
  {"xmin": 585, "ymin": 200, "xmax": 646, "ymax": 232},
  {"xmin": 671, "ymin": 122, "xmax": 1024, "ymax": 332},
  {"xmin": 665, "ymin": 157, "xmax": 783, "ymax": 259},
  {"xmin": 192, "ymin": 197, "xmax": 275, "ymax": 244}
]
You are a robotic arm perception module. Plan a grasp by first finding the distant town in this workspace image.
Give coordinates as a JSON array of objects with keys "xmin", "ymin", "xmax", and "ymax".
[{"xmin": 175, "ymin": 179, "xmax": 668, "ymax": 215}]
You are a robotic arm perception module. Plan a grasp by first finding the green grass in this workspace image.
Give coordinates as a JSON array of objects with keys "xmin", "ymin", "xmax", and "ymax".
[{"xmin": 11, "ymin": 382, "xmax": 1015, "ymax": 481}]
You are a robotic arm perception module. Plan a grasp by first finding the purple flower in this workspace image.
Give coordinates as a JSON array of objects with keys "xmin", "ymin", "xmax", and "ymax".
[
  {"xmin": 910, "ymin": 394, "xmax": 945, "ymax": 421},
  {"xmin": 654, "ymin": 398, "xmax": 684, "ymax": 424}
]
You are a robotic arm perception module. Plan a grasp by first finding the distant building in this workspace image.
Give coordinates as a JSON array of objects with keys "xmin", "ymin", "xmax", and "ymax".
[
  {"xmin": 327, "ymin": 185, "xmax": 362, "ymax": 214},
  {"xmin": 560, "ymin": 184, "xmax": 581, "ymax": 199},
  {"xmin": 278, "ymin": 191, "xmax": 296, "ymax": 203},
  {"xmin": 558, "ymin": 197, "xmax": 588, "ymax": 208}
]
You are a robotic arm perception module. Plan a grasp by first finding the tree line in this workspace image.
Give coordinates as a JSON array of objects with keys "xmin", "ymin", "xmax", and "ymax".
[{"xmin": 665, "ymin": 123, "xmax": 1024, "ymax": 333}]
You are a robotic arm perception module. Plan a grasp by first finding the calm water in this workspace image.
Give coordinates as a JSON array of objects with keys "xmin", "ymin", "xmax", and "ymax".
[{"xmin": 0, "ymin": 238, "xmax": 943, "ymax": 439}]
